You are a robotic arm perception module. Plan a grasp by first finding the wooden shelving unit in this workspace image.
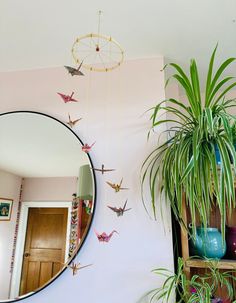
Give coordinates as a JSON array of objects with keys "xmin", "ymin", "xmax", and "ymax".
[
  {"xmin": 186, "ymin": 259, "xmax": 236, "ymax": 270},
  {"xmin": 179, "ymin": 195, "xmax": 236, "ymax": 298}
]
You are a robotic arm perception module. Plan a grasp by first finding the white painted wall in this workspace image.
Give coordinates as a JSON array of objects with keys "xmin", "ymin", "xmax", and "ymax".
[
  {"xmin": 0, "ymin": 58, "xmax": 174, "ymax": 303},
  {"xmin": 0, "ymin": 169, "xmax": 22, "ymax": 300}
]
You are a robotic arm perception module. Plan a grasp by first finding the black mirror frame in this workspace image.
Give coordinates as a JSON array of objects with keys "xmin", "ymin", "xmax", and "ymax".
[{"xmin": 0, "ymin": 110, "xmax": 97, "ymax": 303}]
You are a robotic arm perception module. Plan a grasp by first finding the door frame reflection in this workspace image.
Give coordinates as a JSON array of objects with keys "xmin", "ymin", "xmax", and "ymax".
[{"xmin": 10, "ymin": 201, "xmax": 72, "ymax": 299}]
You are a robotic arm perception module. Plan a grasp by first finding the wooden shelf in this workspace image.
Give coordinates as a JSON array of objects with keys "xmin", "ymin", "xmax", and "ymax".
[
  {"xmin": 178, "ymin": 194, "xmax": 236, "ymax": 298},
  {"xmin": 186, "ymin": 259, "xmax": 236, "ymax": 270}
]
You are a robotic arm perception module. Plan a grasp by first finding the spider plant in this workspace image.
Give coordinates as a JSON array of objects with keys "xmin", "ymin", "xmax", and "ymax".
[
  {"xmin": 141, "ymin": 45, "xmax": 236, "ymax": 239},
  {"xmin": 231, "ymin": 121, "xmax": 236, "ymax": 143},
  {"xmin": 148, "ymin": 257, "xmax": 236, "ymax": 303}
]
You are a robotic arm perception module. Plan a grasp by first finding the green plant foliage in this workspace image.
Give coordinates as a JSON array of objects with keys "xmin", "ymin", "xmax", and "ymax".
[
  {"xmin": 148, "ymin": 257, "xmax": 236, "ymax": 303},
  {"xmin": 231, "ymin": 121, "xmax": 236, "ymax": 142},
  {"xmin": 141, "ymin": 45, "xmax": 236, "ymax": 238}
]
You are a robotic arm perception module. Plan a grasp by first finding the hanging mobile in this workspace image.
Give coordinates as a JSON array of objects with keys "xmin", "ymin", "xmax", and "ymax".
[
  {"xmin": 64, "ymin": 61, "xmax": 84, "ymax": 76},
  {"xmin": 106, "ymin": 178, "xmax": 129, "ymax": 193},
  {"xmin": 95, "ymin": 230, "xmax": 118, "ymax": 242},
  {"xmin": 64, "ymin": 241, "xmax": 93, "ymax": 276},
  {"xmin": 91, "ymin": 164, "xmax": 115, "ymax": 174},
  {"xmin": 107, "ymin": 200, "xmax": 131, "ymax": 217},
  {"xmin": 68, "ymin": 261, "xmax": 93, "ymax": 276},
  {"xmin": 82, "ymin": 142, "xmax": 96, "ymax": 153},
  {"xmin": 67, "ymin": 113, "xmax": 82, "ymax": 128},
  {"xmin": 57, "ymin": 92, "xmax": 79, "ymax": 103},
  {"xmin": 71, "ymin": 11, "xmax": 124, "ymax": 72}
]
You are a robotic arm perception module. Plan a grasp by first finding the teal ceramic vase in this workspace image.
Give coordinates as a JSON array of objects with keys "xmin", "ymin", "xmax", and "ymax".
[{"xmin": 190, "ymin": 227, "xmax": 226, "ymax": 259}]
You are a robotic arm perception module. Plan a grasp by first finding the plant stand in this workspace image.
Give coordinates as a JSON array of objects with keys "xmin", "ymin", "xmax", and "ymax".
[{"xmin": 179, "ymin": 196, "xmax": 236, "ymax": 300}]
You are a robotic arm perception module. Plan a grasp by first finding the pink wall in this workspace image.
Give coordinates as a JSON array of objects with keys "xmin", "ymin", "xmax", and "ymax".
[
  {"xmin": 0, "ymin": 169, "xmax": 22, "ymax": 300},
  {"xmin": 0, "ymin": 58, "xmax": 174, "ymax": 303},
  {"xmin": 22, "ymin": 177, "xmax": 77, "ymax": 201}
]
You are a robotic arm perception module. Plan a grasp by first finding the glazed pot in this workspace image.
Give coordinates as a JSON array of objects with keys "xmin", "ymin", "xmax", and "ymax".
[
  {"xmin": 214, "ymin": 143, "xmax": 236, "ymax": 165},
  {"xmin": 190, "ymin": 227, "xmax": 226, "ymax": 259},
  {"xmin": 226, "ymin": 226, "xmax": 236, "ymax": 259},
  {"xmin": 214, "ymin": 144, "xmax": 221, "ymax": 165}
]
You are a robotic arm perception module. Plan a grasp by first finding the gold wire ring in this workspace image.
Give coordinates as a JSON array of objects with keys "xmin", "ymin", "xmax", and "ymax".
[{"xmin": 71, "ymin": 33, "xmax": 124, "ymax": 72}]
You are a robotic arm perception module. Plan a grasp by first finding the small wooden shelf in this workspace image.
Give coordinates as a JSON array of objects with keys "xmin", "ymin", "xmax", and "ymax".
[
  {"xmin": 186, "ymin": 259, "xmax": 236, "ymax": 270},
  {"xmin": 178, "ymin": 194, "xmax": 236, "ymax": 298}
]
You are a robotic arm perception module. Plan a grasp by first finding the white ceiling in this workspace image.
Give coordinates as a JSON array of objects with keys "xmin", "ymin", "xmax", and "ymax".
[
  {"xmin": 1, "ymin": 0, "xmax": 236, "ymax": 76},
  {"xmin": 0, "ymin": 112, "xmax": 90, "ymax": 177}
]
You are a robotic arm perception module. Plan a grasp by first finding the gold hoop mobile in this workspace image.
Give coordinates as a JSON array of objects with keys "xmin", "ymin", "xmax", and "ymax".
[{"xmin": 71, "ymin": 11, "xmax": 124, "ymax": 72}]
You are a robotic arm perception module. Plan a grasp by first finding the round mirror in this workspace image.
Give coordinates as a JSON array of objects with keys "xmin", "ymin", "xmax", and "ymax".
[{"xmin": 0, "ymin": 111, "xmax": 96, "ymax": 302}]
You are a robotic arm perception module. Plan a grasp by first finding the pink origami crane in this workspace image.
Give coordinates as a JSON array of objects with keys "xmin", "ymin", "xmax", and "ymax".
[
  {"xmin": 57, "ymin": 92, "xmax": 79, "ymax": 103},
  {"xmin": 95, "ymin": 230, "xmax": 118, "ymax": 242},
  {"xmin": 82, "ymin": 142, "xmax": 96, "ymax": 153}
]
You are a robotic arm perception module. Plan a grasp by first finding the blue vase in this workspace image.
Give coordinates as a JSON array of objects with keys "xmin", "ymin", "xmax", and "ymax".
[
  {"xmin": 214, "ymin": 144, "xmax": 221, "ymax": 165},
  {"xmin": 190, "ymin": 227, "xmax": 226, "ymax": 259},
  {"xmin": 214, "ymin": 143, "xmax": 236, "ymax": 164}
]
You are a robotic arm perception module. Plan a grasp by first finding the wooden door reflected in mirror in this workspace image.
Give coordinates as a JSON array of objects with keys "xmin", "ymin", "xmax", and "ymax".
[{"xmin": 20, "ymin": 208, "xmax": 68, "ymax": 295}]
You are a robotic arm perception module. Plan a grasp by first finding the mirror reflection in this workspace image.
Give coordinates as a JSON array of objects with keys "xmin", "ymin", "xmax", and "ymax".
[{"xmin": 0, "ymin": 112, "xmax": 95, "ymax": 301}]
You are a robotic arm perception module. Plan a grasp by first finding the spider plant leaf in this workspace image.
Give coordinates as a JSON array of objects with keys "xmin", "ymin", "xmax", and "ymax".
[
  {"xmin": 172, "ymin": 75, "xmax": 196, "ymax": 114},
  {"xmin": 160, "ymin": 63, "xmax": 168, "ymax": 72},
  {"xmin": 152, "ymin": 119, "xmax": 185, "ymax": 128},
  {"xmin": 164, "ymin": 77, "xmax": 171, "ymax": 89},
  {"xmin": 219, "ymin": 169, "xmax": 226, "ymax": 240},
  {"xmin": 213, "ymin": 81, "xmax": 236, "ymax": 106},
  {"xmin": 158, "ymin": 105, "xmax": 191, "ymax": 123},
  {"xmin": 149, "ymin": 158, "xmax": 160, "ymax": 218},
  {"xmin": 205, "ymin": 44, "xmax": 218, "ymax": 105},
  {"xmin": 169, "ymin": 63, "xmax": 193, "ymax": 90},
  {"xmin": 208, "ymin": 76, "xmax": 235, "ymax": 105},
  {"xmin": 192, "ymin": 128, "xmax": 200, "ymax": 175},
  {"xmin": 166, "ymin": 278, "xmax": 176, "ymax": 302},
  {"xmin": 218, "ymin": 112, "xmax": 232, "ymax": 137},
  {"xmin": 204, "ymin": 143, "xmax": 219, "ymax": 200},
  {"xmin": 190, "ymin": 59, "xmax": 201, "ymax": 109},
  {"xmin": 209, "ymin": 57, "xmax": 236, "ymax": 91},
  {"xmin": 222, "ymin": 98, "xmax": 236, "ymax": 109},
  {"xmin": 152, "ymin": 268, "xmax": 172, "ymax": 274},
  {"xmin": 204, "ymin": 108, "xmax": 214, "ymax": 136},
  {"xmin": 201, "ymin": 156, "xmax": 211, "ymax": 224},
  {"xmin": 206, "ymin": 54, "xmax": 236, "ymax": 106},
  {"xmin": 218, "ymin": 136, "xmax": 234, "ymax": 197},
  {"xmin": 181, "ymin": 156, "xmax": 194, "ymax": 182},
  {"xmin": 168, "ymin": 98, "xmax": 196, "ymax": 121}
]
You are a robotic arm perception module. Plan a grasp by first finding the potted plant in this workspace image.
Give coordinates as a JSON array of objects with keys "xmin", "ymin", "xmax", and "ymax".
[
  {"xmin": 141, "ymin": 45, "xmax": 236, "ymax": 239},
  {"xmin": 147, "ymin": 257, "xmax": 236, "ymax": 303}
]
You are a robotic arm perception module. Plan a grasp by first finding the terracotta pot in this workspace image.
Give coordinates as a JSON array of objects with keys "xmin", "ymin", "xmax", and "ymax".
[{"xmin": 226, "ymin": 226, "xmax": 236, "ymax": 259}]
